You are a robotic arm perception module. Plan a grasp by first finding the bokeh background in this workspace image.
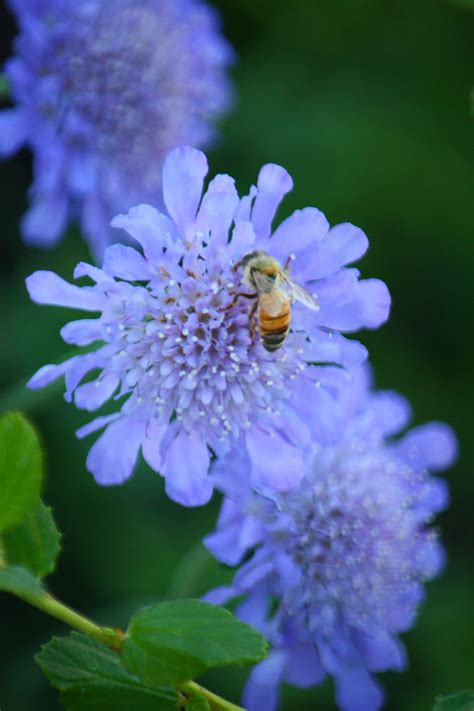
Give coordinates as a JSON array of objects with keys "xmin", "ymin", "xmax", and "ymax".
[{"xmin": 0, "ymin": 1, "xmax": 473, "ymax": 709}]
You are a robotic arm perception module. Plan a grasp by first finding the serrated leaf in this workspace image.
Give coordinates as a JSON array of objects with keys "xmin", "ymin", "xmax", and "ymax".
[
  {"xmin": 0, "ymin": 412, "xmax": 43, "ymax": 531},
  {"xmin": 3, "ymin": 500, "xmax": 61, "ymax": 577},
  {"xmin": 433, "ymin": 690, "xmax": 474, "ymax": 711},
  {"xmin": 0, "ymin": 565, "xmax": 45, "ymax": 602},
  {"xmin": 36, "ymin": 632, "xmax": 179, "ymax": 710},
  {"xmin": 187, "ymin": 694, "xmax": 210, "ymax": 710},
  {"xmin": 122, "ymin": 599, "xmax": 268, "ymax": 687}
]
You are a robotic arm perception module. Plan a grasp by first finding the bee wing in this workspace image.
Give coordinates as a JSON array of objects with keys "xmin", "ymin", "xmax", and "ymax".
[
  {"xmin": 279, "ymin": 272, "xmax": 320, "ymax": 310},
  {"xmin": 252, "ymin": 270, "xmax": 288, "ymax": 317}
]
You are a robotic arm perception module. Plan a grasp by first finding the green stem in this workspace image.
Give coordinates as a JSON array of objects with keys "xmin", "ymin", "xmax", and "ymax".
[
  {"xmin": 19, "ymin": 591, "xmax": 124, "ymax": 651},
  {"xmin": 180, "ymin": 680, "xmax": 244, "ymax": 711}
]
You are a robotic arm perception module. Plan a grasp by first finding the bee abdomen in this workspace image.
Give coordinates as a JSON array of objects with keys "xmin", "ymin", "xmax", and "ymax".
[
  {"xmin": 261, "ymin": 326, "xmax": 289, "ymax": 351},
  {"xmin": 259, "ymin": 307, "xmax": 291, "ymax": 352}
]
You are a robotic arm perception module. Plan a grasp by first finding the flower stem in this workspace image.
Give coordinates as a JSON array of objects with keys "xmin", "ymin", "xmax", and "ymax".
[
  {"xmin": 179, "ymin": 680, "xmax": 244, "ymax": 711},
  {"xmin": 20, "ymin": 591, "xmax": 124, "ymax": 651}
]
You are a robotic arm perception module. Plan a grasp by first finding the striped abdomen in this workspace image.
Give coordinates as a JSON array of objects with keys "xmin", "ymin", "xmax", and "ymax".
[{"xmin": 259, "ymin": 303, "xmax": 291, "ymax": 352}]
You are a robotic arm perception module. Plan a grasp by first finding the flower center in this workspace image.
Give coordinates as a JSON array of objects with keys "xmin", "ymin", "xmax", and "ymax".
[
  {"xmin": 104, "ymin": 257, "xmax": 306, "ymax": 444},
  {"xmin": 261, "ymin": 459, "xmax": 422, "ymax": 633}
]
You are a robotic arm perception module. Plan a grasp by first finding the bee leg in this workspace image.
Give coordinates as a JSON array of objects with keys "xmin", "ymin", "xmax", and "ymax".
[
  {"xmin": 283, "ymin": 255, "xmax": 293, "ymax": 271},
  {"xmin": 248, "ymin": 300, "xmax": 258, "ymax": 338},
  {"xmin": 223, "ymin": 292, "xmax": 256, "ymax": 311},
  {"xmin": 232, "ymin": 257, "xmax": 245, "ymax": 273}
]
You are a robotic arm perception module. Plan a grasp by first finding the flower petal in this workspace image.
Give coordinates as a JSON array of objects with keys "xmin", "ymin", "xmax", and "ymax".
[
  {"xmin": 368, "ymin": 391, "xmax": 412, "ymax": 436},
  {"xmin": 26, "ymin": 271, "xmax": 104, "ymax": 311},
  {"xmin": 202, "ymin": 585, "xmax": 237, "ymax": 605},
  {"xmin": 235, "ymin": 585, "xmax": 269, "ymax": 629},
  {"xmin": 76, "ymin": 413, "xmax": 121, "ymax": 439},
  {"xmin": 162, "ymin": 146, "xmax": 208, "ymax": 236},
  {"xmin": 142, "ymin": 418, "xmax": 168, "ymax": 472},
  {"xmin": 245, "ymin": 427, "xmax": 304, "ymax": 491},
  {"xmin": 394, "ymin": 422, "xmax": 458, "ymax": 472},
  {"xmin": 251, "ymin": 163, "xmax": 293, "ymax": 240},
  {"xmin": 21, "ymin": 194, "xmax": 69, "ymax": 247},
  {"xmin": 313, "ymin": 270, "xmax": 391, "ymax": 331},
  {"xmin": 228, "ymin": 220, "xmax": 256, "ymax": 261},
  {"xmin": 162, "ymin": 430, "xmax": 212, "ymax": 507},
  {"xmin": 211, "ymin": 439, "xmax": 252, "ymax": 497},
  {"xmin": 304, "ymin": 330, "xmax": 368, "ymax": 369},
  {"xmin": 319, "ymin": 641, "xmax": 384, "ymax": 711},
  {"xmin": 86, "ymin": 416, "xmax": 145, "ymax": 485},
  {"xmin": 26, "ymin": 360, "xmax": 72, "ymax": 390},
  {"xmin": 291, "ymin": 374, "xmax": 345, "ymax": 445},
  {"xmin": 82, "ymin": 192, "xmax": 113, "ymax": 261},
  {"xmin": 284, "ymin": 642, "xmax": 326, "ymax": 688},
  {"xmin": 309, "ymin": 223, "xmax": 369, "ymax": 280},
  {"xmin": 73, "ymin": 262, "xmax": 109, "ymax": 283},
  {"xmin": 205, "ymin": 513, "xmax": 261, "ymax": 566},
  {"xmin": 111, "ymin": 205, "xmax": 178, "ymax": 262},
  {"xmin": 243, "ymin": 650, "xmax": 286, "ymax": 711},
  {"xmin": 196, "ymin": 173, "xmax": 238, "ymax": 246},
  {"xmin": 270, "ymin": 207, "xmax": 329, "ymax": 262},
  {"xmin": 0, "ymin": 108, "xmax": 28, "ymax": 156},
  {"xmin": 74, "ymin": 372, "xmax": 119, "ymax": 411},
  {"xmin": 60, "ymin": 319, "xmax": 102, "ymax": 346},
  {"xmin": 102, "ymin": 244, "xmax": 150, "ymax": 280},
  {"xmin": 354, "ymin": 631, "xmax": 406, "ymax": 673}
]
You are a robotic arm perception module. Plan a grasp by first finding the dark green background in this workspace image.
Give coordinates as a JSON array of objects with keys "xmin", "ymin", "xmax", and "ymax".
[{"xmin": 0, "ymin": 1, "xmax": 473, "ymax": 709}]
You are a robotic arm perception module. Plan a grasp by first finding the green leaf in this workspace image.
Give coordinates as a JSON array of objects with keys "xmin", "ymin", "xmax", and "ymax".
[
  {"xmin": 187, "ymin": 694, "xmax": 210, "ymax": 711},
  {"xmin": 433, "ymin": 690, "xmax": 474, "ymax": 711},
  {"xmin": 3, "ymin": 500, "xmax": 61, "ymax": 577},
  {"xmin": 36, "ymin": 632, "xmax": 180, "ymax": 710},
  {"xmin": 0, "ymin": 412, "xmax": 43, "ymax": 531},
  {"xmin": 0, "ymin": 565, "xmax": 45, "ymax": 603},
  {"xmin": 122, "ymin": 599, "xmax": 268, "ymax": 687}
]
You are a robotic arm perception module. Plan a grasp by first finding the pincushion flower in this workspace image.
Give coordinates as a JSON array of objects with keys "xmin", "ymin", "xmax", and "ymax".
[
  {"xmin": 0, "ymin": 0, "xmax": 233, "ymax": 258},
  {"xmin": 26, "ymin": 146, "xmax": 390, "ymax": 506},
  {"xmin": 204, "ymin": 370, "xmax": 457, "ymax": 711}
]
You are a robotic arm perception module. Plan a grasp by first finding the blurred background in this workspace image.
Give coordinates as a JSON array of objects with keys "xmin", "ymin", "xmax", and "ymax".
[{"xmin": 0, "ymin": 1, "xmax": 473, "ymax": 709}]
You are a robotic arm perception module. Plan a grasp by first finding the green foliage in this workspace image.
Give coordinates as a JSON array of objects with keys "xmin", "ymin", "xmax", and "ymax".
[
  {"xmin": 122, "ymin": 599, "xmax": 268, "ymax": 687},
  {"xmin": 36, "ymin": 633, "xmax": 180, "ymax": 711},
  {"xmin": 433, "ymin": 690, "xmax": 474, "ymax": 711},
  {"xmin": 0, "ymin": 565, "xmax": 44, "ymax": 603},
  {"xmin": 3, "ymin": 500, "xmax": 61, "ymax": 577},
  {"xmin": 0, "ymin": 74, "xmax": 9, "ymax": 99},
  {"xmin": 0, "ymin": 412, "xmax": 43, "ymax": 531}
]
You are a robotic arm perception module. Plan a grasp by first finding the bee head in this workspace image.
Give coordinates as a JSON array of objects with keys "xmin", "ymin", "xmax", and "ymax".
[{"xmin": 240, "ymin": 251, "xmax": 262, "ymax": 268}]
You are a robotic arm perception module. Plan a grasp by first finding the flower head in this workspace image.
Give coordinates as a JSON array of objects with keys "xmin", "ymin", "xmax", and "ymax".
[
  {"xmin": 26, "ymin": 147, "xmax": 390, "ymax": 506},
  {"xmin": 204, "ymin": 369, "xmax": 457, "ymax": 711},
  {"xmin": 1, "ymin": 0, "xmax": 233, "ymax": 257}
]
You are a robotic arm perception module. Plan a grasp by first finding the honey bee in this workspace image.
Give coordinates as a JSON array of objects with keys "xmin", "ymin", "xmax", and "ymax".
[{"xmin": 232, "ymin": 251, "xmax": 319, "ymax": 352}]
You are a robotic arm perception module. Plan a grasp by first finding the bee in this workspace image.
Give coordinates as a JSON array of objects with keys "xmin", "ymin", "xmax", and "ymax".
[{"xmin": 232, "ymin": 251, "xmax": 319, "ymax": 352}]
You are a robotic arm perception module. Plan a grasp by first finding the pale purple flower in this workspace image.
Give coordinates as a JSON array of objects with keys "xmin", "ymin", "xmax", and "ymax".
[
  {"xmin": 0, "ymin": 0, "xmax": 233, "ymax": 258},
  {"xmin": 26, "ymin": 147, "xmax": 390, "ymax": 506},
  {"xmin": 204, "ymin": 369, "xmax": 457, "ymax": 711}
]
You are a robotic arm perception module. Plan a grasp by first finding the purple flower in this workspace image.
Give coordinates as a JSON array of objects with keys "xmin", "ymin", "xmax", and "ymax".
[
  {"xmin": 0, "ymin": 0, "xmax": 233, "ymax": 258},
  {"xmin": 26, "ymin": 147, "xmax": 390, "ymax": 506},
  {"xmin": 204, "ymin": 369, "xmax": 457, "ymax": 711}
]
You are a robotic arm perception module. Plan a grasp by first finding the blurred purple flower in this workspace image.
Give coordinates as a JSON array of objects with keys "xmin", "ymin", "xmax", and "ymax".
[
  {"xmin": 204, "ymin": 369, "xmax": 457, "ymax": 711},
  {"xmin": 26, "ymin": 147, "xmax": 390, "ymax": 506},
  {"xmin": 0, "ymin": 0, "xmax": 233, "ymax": 258}
]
